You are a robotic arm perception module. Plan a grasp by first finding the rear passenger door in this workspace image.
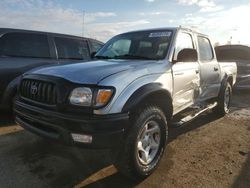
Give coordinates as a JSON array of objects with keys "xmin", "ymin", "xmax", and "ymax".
[
  {"xmin": 197, "ymin": 36, "xmax": 221, "ymax": 100},
  {"xmin": 54, "ymin": 37, "xmax": 90, "ymax": 64}
]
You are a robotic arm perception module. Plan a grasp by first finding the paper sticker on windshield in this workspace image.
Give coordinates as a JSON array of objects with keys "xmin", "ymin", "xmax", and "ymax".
[{"xmin": 149, "ymin": 32, "xmax": 171, "ymax": 38}]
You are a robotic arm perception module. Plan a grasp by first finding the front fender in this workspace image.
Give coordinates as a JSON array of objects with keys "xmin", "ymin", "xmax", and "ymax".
[
  {"xmin": 94, "ymin": 72, "xmax": 173, "ymax": 115},
  {"xmin": 122, "ymin": 83, "xmax": 172, "ymax": 112}
]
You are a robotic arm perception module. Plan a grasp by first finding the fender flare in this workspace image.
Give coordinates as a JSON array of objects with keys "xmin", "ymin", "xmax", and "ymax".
[
  {"xmin": 122, "ymin": 83, "xmax": 173, "ymax": 120},
  {"xmin": 220, "ymin": 74, "xmax": 233, "ymax": 90}
]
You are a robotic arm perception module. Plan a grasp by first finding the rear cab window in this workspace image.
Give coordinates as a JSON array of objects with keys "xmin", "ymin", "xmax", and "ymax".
[
  {"xmin": 54, "ymin": 37, "xmax": 90, "ymax": 60},
  {"xmin": 197, "ymin": 36, "xmax": 214, "ymax": 62},
  {"xmin": 0, "ymin": 32, "xmax": 50, "ymax": 58}
]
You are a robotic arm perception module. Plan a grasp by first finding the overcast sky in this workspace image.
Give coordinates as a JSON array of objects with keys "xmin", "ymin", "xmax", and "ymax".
[{"xmin": 1, "ymin": 0, "xmax": 250, "ymax": 45}]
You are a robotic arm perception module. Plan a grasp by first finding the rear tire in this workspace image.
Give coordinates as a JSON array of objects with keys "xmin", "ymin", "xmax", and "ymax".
[
  {"xmin": 214, "ymin": 82, "xmax": 232, "ymax": 116},
  {"xmin": 114, "ymin": 105, "xmax": 168, "ymax": 180}
]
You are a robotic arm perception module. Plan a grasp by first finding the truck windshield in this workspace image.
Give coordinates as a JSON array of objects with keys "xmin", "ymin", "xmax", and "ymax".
[{"xmin": 95, "ymin": 30, "xmax": 173, "ymax": 60}]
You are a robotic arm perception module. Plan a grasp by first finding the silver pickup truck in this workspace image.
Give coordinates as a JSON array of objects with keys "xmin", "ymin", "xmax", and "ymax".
[{"xmin": 15, "ymin": 27, "xmax": 237, "ymax": 179}]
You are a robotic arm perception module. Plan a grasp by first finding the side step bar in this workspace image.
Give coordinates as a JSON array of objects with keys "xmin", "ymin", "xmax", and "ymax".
[{"xmin": 171, "ymin": 102, "xmax": 217, "ymax": 128}]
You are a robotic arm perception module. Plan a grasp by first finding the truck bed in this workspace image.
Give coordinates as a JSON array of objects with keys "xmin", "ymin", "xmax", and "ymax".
[{"xmin": 219, "ymin": 62, "xmax": 237, "ymax": 85}]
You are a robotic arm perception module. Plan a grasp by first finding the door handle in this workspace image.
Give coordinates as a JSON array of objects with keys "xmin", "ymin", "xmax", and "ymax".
[
  {"xmin": 214, "ymin": 67, "xmax": 219, "ymax": 71},
  {"xmin": 195, "ymin": 70, "xmax": 199, "ymax": 74}
]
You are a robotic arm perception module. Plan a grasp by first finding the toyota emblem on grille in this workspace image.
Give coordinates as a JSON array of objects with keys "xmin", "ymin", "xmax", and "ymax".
[{"xmin": 31, "ymin": 84, "xmax": 38, "ymax": 95}]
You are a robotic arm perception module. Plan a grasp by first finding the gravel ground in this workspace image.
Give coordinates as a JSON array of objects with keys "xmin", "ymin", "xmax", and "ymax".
[{"xmin": 0, "ymin": 90, "xmax": 249, "ymax": 188}]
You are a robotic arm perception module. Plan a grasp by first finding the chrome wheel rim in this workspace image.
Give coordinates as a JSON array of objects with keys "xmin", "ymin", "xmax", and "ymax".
[
  {"xmin": 224, "ymin": 86, "xmax": 230, "ymax": 112},
  {"xmin": 136, "ymin": 120, "xmax": 161, "ymax": 165}
]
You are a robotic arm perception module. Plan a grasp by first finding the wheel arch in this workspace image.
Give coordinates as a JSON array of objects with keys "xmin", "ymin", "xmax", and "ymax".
[
  {"xmin": 122, "ymin": 83, "xmax": 173, "ymax": 121},
  {"xmin": 227, "ymin": 76, "xmax": 233, "ymax": 87},
  {"xmin": 221, "ymin": 73, "xmax": 233, "ymax": 88}
]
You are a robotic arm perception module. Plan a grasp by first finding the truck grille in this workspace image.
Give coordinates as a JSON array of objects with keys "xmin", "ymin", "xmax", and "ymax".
[{"xmin": 20, "ymin": 79, "xmax": 57, "ymax": 105}]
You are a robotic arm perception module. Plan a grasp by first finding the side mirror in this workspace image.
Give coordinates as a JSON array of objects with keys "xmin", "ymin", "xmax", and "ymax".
[
  {"xmin": 91, "ymin": 52, "xmax": 97, "ymax": 59},
  {"xmin": 177, "ymin": 48, "xmax": 198, "ymax": 62}
]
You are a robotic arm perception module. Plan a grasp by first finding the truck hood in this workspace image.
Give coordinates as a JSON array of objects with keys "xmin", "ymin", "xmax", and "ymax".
[{"xmin": 30, "ymin": 60, "xmax": 159, "ymax": 84}]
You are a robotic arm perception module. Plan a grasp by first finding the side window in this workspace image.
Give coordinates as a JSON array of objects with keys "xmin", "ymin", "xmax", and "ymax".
[
  {"xmin": 55, "ymin": 37, "xmax": 89, "ymax": 60},
  {"xmin": 174, "ymin": 32, "xmax": 194, "ymax": 60},
  {"xmin": 91, "ymin": 41, "xmax": 103, "ymax": 52},
  {"xmin": 197, "ymin": 36, "xmax": 214, "ymax": 61},
  {"xmin": 0, "ymin": 32, "xmax": 50, "ymax": 58}
]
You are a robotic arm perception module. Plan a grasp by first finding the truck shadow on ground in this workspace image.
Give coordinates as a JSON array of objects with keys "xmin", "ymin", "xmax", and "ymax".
[
  {"xmin": 17, "ymin": 134, "xmax": 141, "ymax": 188},
  {"xmin": 0, "ymin": 111, "xmax": 222, "ymax": 188},
  {"xmin": 74, "ymin": 112, "xmax": 222, "ymax": 188},
  {"xmin": 168, "ymin": 112, "xmax": 222, "ymax": 143}
]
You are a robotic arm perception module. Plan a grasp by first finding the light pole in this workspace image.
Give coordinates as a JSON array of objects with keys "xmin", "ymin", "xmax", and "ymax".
[{"xmin": 82, "ymin": 11, "xmax": 85, "ymax": 37}]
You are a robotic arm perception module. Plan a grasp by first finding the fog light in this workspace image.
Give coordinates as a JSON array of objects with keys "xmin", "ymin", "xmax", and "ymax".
[{"xmin": 71, "ymin": 133, "xmax": 92, "ymax": 143}]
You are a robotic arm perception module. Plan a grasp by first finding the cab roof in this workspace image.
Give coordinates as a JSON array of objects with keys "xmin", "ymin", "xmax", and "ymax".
[{"xmin": 121, "ymin": 27, "xmax": 208, "ymax": 37}]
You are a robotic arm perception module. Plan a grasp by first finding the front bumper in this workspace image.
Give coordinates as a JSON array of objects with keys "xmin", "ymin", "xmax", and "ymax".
[{"xmin": 14, "ymin": 100, "xmax": 129, "ymax": 149}]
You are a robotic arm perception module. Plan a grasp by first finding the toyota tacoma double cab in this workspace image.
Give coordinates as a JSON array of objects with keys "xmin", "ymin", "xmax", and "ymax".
[{"xmin": 15, "ymin": 27, "xmax": 237, "ymax": 179}]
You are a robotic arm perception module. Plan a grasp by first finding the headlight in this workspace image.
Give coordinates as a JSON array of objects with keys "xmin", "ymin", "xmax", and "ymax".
[
  {"xmin": 69, "ymin": 87, "xmax": 114, "ymax": 108},
  {"xmin": 95, "ymin": 89, "xmax": 114, "ymax": 107},
  {"xmin": 69, "ymin": 87, "xmax": 92, "ymax": 106}
]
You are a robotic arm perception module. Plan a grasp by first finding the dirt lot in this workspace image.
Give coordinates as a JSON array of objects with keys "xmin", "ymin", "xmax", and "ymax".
[{"xmin": 0, "ymin": 91, "xmax": 249, "ymax": 188}]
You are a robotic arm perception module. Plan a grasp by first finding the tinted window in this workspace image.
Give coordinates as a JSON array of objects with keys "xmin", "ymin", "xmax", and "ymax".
[
  {"xmin": 55, "ymin": 37, "xmax": 89, "ymax": 60},
  {"xmin": 139, "ymin": 41, "xmax": 152, "ymax": 48},
  {"xmin": 174, "ymin": 32, "xmax": 194, "ymax": 60},
  {"xmin": 0, "ymin": 32, "xmax": 50, "ymax": 58},
  {"xmin": 215, "ymin": 47, "xmax": 250, "ymax": 61},
  {"xmin": 91, "ymin": 41, "xmax": 103, "ymax": 52},
  {"xmin": 198, "ymin": 36, "xmax": 213, "ymax": 61}
]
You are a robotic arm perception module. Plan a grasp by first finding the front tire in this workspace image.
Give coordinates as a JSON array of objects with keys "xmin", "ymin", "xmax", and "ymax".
[
  {"xmin": 115, "ymin": 105, "xmax": 168, "ymax": 180},
  {"xmin": 214, "ymin": 82, "xmax": 232, "ymax": 116}
]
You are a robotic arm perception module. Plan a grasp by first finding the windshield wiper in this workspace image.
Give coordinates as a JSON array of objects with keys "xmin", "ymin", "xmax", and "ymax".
[{"xmin": 114, "ymin": 54, "xmax": 154, "ymax": 60}]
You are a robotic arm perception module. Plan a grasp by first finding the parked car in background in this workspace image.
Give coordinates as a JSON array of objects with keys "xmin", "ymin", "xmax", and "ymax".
[
  {"xmin": 215, "ymin": 45, "xmax": 250, "ymax": 89},
  {"xmin": 0, "ymin": 28, "xmax": 103, "ymax": 111},
  {"xmin": 15, "ymin": 27, "xmax": 237, "ymax": 179}
]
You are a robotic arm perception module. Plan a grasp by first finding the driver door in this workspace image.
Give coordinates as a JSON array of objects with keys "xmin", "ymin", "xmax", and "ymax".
[{"xmin": 172, "ymin": 32, "xmax": 200, "ymax": 114}]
